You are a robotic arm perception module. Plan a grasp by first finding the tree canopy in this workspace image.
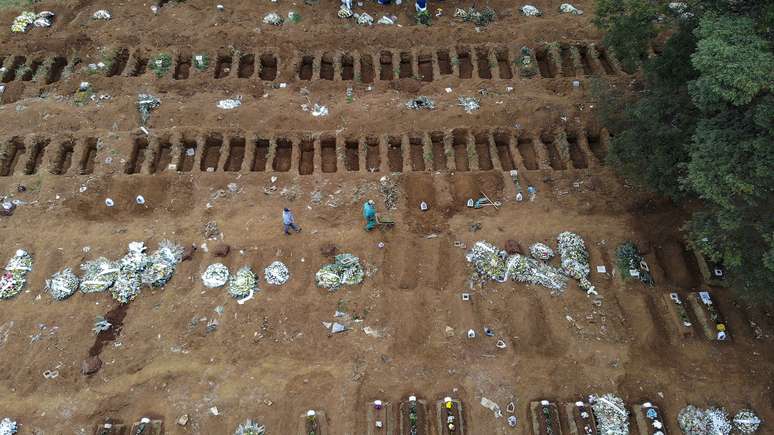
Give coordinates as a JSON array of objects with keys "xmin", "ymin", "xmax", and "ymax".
[{"xmin": 594, "ymin": 0, "xmax": 774, "ymax": 298}]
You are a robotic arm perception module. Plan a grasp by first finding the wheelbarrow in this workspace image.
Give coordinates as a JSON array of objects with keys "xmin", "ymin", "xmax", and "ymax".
[{"xmin": 375, "ymin": 214, "xmax": 396, "ymax": 229}]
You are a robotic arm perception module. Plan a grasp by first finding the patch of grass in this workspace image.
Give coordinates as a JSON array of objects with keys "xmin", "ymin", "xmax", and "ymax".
[
  {"xmin": 149, "ymin": 53, "xmax": 172, "ymax": 78},
  {"xmin": 74, "ymin": 87, "xmax": 94, "ymax": 106},
  {"xmin": 0, "ymin": 0, "xmax": 42, "ymax": 10}
]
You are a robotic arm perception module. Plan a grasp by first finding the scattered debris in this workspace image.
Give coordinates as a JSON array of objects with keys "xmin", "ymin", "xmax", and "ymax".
[
  {"xmin": 480, "ymin": 397, "xmax": 502, "ymax": 418},
  {"xmin": 217, "ymin": 97, "xmax": 242, "ymax": 110},
  {"xmin": 405, "ymin": 96, "xmax": 435, "ymax": 110},
  {"xmin": 228, "ymin": 266, "xmax": 258, "ymax": 299},
  {"xmin": 457, "ymin": 96, "xmax": 480, "ymax": 113},
  {"xmin": 454, "ymin": 6, "xmax": 496, "ymax": 26},
  {"xmin": 11, "ymin": 11, "xmax": 54, "ymax": 32},
  {"xmin": 466, "ymin": 241, "xmax": 568, "ymax": 292},
  {"xmin": 355, "ymin": 12, "xmax": 374, "ymax": 25},
  {"xmin": 264, "ymin": 261, "xmax": 290, "ymax": 285},
  {"xmin": 678, "ymin": 405, "xmax": 732, "ymax": 435},
  {"xmin": 234, "ymin": 419, "xmax": 266, "ymax": 435},
  {"xmin": 557, "ymin": 232, "xmax": 594, "ymax": 293},
  {"xmin": 529, "ymin": 243, "xmax": 554, "ymax": 260},
  {"xmin": 92, "ymin": 316, "xmax": 112, "ymax": 334},
  {"xmin": 137, "ymin": 94, "xmax": 160, "ymax": 126},
  {"xmin": 0, "ymin": 250, "xmax": 33, "ymax": 300},
  {"xmin": 733, "ymin": 409, "xmax": 761, "ymax": 434},
  {"xmin": 520, "ymin": 5, "xmax": 542, "ymax": 16},
  {"xmin": 263, "ymin": 12, "xmax": 283, "ymax": 25},
  {"xmin": 203, "ymin": 221, "xmax": 221, "ymax": 239},
  {"xmin": 92, "ymin": 10, "xmax": 112, "ymax": 20},
  {"xmin": 559, "ymin": 3, "xmax": 583, "ymax": 15},
  {"xmin": 177, "ymin": 415, "xmax": 189, "ymax": 427},
  {"xmin": 379, "ymin": 176, "xmax": 398, "ymax": 209},
  {"xmin": 202, "ymin": 263, "xmax": 230, "ymax": 288},
  {"xmin": 338, "ymin": 6, "xmax": 353, "ymax": 18},
  {"xmin": 0, "ymin": 418, "xmax": 16, "ymax": 435},
  {"xmin": 315, "ymin": 253, "xmax": 364, "ymax": 291},
  {"xmin": 311, "ymin": 104, "xmax": 329, "ymax": 117},
  {"xmin": 378, "ymin": 15, "xmax": 396, "ymax": 25},
  {"xmin": 45, "ymin": 268, "xmax": 80, "ymax": 300},
  {"xmin": 590, "ymin": 394, "xmax": 629, "ymax": 435},
  {"xmin": 80, "ymin": 258, "xmax": 118, "ymax": 293}
]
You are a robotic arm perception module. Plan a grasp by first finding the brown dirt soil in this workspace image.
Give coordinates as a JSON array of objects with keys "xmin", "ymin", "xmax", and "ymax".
[{"xmin": 0, "ymin": 1, "xmax": 772, "ymax": 434}]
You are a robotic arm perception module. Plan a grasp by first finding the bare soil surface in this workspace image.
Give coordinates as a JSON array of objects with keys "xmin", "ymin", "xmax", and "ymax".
[{"xmin": 0, "ymin": 0, "xmax": 772, "ymax": 434}]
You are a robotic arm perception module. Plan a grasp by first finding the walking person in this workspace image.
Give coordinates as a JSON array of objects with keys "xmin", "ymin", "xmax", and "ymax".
[{"xmin": 283, "ymin": 208, "xmax": 301, "ymax": 235}]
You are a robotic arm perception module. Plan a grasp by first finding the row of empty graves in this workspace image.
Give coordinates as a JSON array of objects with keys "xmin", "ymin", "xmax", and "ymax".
[
  {"xmin": 0, "ymin": 42, "xmax": 627, "ymax": 85},
  {"xmin": 297, "ymin": 43, "xmax": 627, "ymax": 82},
  {"xmin": 0, "ymin": 129, "xmax": 610, "ymax": 177}
]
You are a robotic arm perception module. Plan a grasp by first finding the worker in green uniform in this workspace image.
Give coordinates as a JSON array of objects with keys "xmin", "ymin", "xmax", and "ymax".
[{"xmin": 363, "ymin": 199, "xmax": 377, "ymax": 231}]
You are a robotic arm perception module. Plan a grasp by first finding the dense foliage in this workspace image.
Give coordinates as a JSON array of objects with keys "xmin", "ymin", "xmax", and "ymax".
[{"xmin": 594, "ymin": 0, "xmax": 774, "ymax": 298}]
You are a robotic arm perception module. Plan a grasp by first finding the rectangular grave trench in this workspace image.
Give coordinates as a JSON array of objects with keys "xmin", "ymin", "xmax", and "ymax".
[
  {"xmin": 259, "ymin": 54, "xmax": 277, "ymax": 80},
  {"xmin": 399, "ymin": 52, "xmax": 413, "ymax": 78},
  {"xmin": 201, "ymin": 134, "xmax": 223, "ymax": 171},
  {"xmin": 20, "ymin": 59, "xmax": 43, "ymax": 81},
  {"xmin": 379, "ymin": 51, "xmax": 393, "ymax": 80},
  {"xmin": 107, "ymin": 48, "xmax": 129, "ymax": 77},
  {"xmin": 559, "ymin": 44, "xmax": 576, "ymax": 77},
  {"xmin": 225, "ymin": 137, "xmax": 245, "ymax": 171},
  {"xmin": 493, "ymin": 131, "xmax": 514, "ymax": 170},
  {"xmin": 359, "ymin": 54, "xmax": 374, "ymax": 83},
  {"xmin": 541, "ymin": 132, "xmax": 565, "ymax": 170},
  {"xmin": 320, "ymin": 53, "xmax": 334, "ymax": 80},
  {"xmin": 365, "ymin": 136, "xmax": 380, "ymax": 171},
  {"xmin": 299, "ymin": 55, "xmax": 314, "ymax": 80},
  {"xmin": 578, "ymin": 45, "xmax": 594, "ymax": 75},
  {"xmin": 387, "ymin": 136, "xmax": 403, "ymax": 172},
  {"xmin": 587, "ymin": 133, "xmax": 606, "ymax": 162},
  {"xmin": 152, "ymin": 137, "xmax": 173, "ymax": 173},
  {"xmin": 56, "ymin": 141, "xmax": 75, "ymax": 175},
  {"xmin": 238, "ymin": 53, "xmax": 255, "ymax": 78},
  {"xmin": 129, "ymin": 50, "xmax": 147, "ymax": 76},
  {"xmin": 2, "ymin": 56, "xmax": 26, "ymax": 82},
  {"xmin": 251, "ymin": 138, "xmax": 269, "ymax": 171},
  {"xmin": 409, "ymin": 135, "xmax": 425, "ymax": 171},
  {"xmin": 126, "ymin": 137, "xmax": 148, "ymax": 174},
  {"xmin": 174, "ymin": 53, "xmax": 192, "ymax": 80},
  {"xmin": 476, "ymin": 48, "xmax": 492, "ymax": 79},
  {"xmin": 567, "ymin": 134, "xmax": 587, "ymax": 168},
  {"xmin": 1, "ymin": 137, "xmax": 26, "ymax": 176},
  {"xmin": 178, "ymin": 137, "xmax": 197, "ymax": 172},
  {"xmin": 298, "ymin": 138, "xmax": 314, "ymax": 175},
  {"xmin": 27, "ymin": 138, "xmax": 49, "ymax": 175},
  {"xmin": 534, "ymin": 47, "xmax": 555, "ymax": 78},
  {"xmin": 474, "ymin": 131, "xmax": 493, "ymax": 170},
  {"xmin": 495, "ymin": 48, "xmax": 512, "ymax": 79},
  {"xmin": 430, "ymin": 131, "xmax": 447, "ymax": 171},
  {"xmin": 46, "ymin": 57, "xmax": 68, "ymax": 83},
  {"xmin": 452, "ymin": 129, "xmax": 469, "ymax": 171},
  {"xmin": 215, "ymin": 55, "xmax": 232, "ymax": 79},
  {"xmin": 417, "ymin": 53, "xmax": 433, "ymax": 82},
  {"xmin": 78, "ymin": 137, "xmax": 98, "ymax": 174},
  {"xmin": 456, "ymin": 48, "xmax": 473, "ymax": 79},
  {"xmin": 344, "ymin": 138, "xmax": 359, "ymax": 171},
  {"xmin": 273, "ymin": 138, "xmax": 292, "ymax": 172},
  {"xmin": 321, "ymin": 136, "xmax": 337, "ymax": 173},
  {"xmin": 517, "ymin": 136, "xmax": 538, "ymax": 170},
  {"xmin": 437, "ymin": 50, "xmax": 452, "ymax": 75},
  {"xmin": 340, "ymin": 54, "xmax": 354, "ymax": 80},
  {"xmin": 596, "ymin": 47, "xmax": 616, "ymax": 75}
]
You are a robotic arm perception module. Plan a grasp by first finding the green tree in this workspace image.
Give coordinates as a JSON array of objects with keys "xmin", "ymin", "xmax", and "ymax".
[{"xmin": 594, "ymin": 0, "xmax": 774, "ymax": 298}]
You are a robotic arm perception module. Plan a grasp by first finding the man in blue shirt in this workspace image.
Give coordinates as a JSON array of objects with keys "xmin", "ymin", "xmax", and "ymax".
[
  {"xmin": 363, "ymin": 200, "xmax": 378, "ymax": 231},
  {"xmin": 283, "ymin": 208, "xmax": 302, "ymax": 235}
]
